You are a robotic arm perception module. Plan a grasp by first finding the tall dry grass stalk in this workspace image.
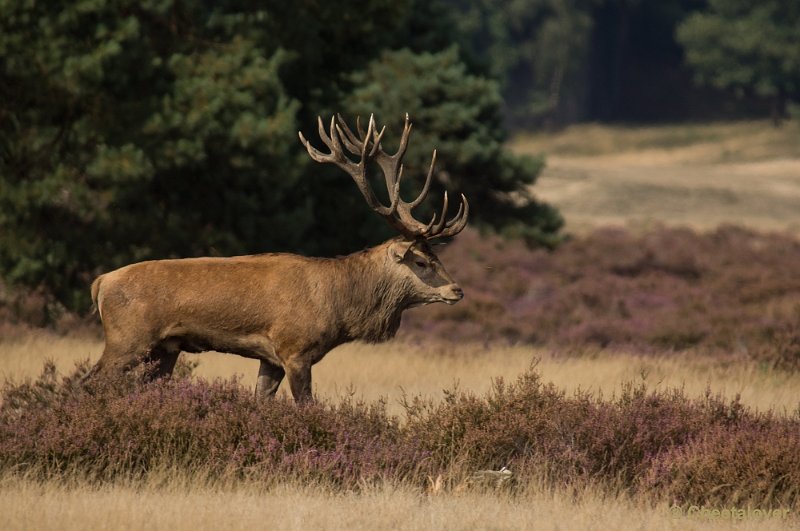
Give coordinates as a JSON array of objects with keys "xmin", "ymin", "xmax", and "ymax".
[{"xmin": 0, "ymin": 471, "xmax": 792, "ymax": 531}]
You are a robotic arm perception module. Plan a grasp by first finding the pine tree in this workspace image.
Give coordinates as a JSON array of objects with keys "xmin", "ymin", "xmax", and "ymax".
[{"xmin": 677, "ymin": 0, "xmax": 800, "ymax": 124}]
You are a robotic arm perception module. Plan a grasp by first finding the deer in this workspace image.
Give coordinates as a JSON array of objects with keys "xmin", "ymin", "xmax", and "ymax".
[{"xmin": 87, "ymin": 113, "xmax": 469, "ymax": 402}]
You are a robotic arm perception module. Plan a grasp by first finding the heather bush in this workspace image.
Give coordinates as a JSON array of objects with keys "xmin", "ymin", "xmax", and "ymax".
[
  {"xmin": 404, "ymin": 226, "xmax": 800, "ymax": 367},
  {"xmin": 403, "ymin": 367, "xmax": 799, "ymax": 508},
  {"xmin": 2, "ymin": 362, "xmax": 798, "ymax": 510},
  {"xmin": 644, "ymin": 420, "xmax": 800, "ymax": 508},
  {"xmin": 404, "ymin": 369, "xmax": 714, "ymax": 484},
  {"xmin": 0, "ymin": 363, "xmax": 430, "ymax": 487}
]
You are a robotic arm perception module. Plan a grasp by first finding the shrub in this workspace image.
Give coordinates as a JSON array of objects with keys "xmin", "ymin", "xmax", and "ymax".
[
  {"xmin": 644, "ymin": 421, "xmax": 800, "ymax": 508},
  {"xmin": 1, "ymin": 361, "xmax": 797, "ymax": 509},
  {"xmin": 403, "ymin": 368, "xmax": 799, "ymax": 508},
  {"xmin": 0, "ymin": 363, "xmax": 430, "ymax": 487}
]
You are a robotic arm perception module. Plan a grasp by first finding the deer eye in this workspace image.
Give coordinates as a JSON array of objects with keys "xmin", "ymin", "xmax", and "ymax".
[{"xmin": 414, "ymin": 260, "xmax": 428, "ymax": 269}]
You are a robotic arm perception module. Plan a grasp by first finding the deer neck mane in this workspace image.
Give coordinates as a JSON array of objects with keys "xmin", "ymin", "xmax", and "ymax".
[{"xmin": 333, "ymin": 243, "xmax": 413, "ymax": 343}]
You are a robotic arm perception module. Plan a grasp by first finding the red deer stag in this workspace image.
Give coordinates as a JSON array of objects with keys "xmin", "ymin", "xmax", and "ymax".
[{"xmin": 88, "ymin": 114, "xmax": 468, "ymax": 401}]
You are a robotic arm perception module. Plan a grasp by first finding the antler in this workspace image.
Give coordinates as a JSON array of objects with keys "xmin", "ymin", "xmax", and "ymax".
[{"xmin": 298, "ymin": 113, "xmax": 469, "ymax": 240}]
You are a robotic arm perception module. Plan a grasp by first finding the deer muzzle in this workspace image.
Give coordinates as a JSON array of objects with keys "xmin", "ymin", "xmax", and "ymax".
[{"xmin": 441, "ymin": 284, "xmax": 464, "ymax": 304}]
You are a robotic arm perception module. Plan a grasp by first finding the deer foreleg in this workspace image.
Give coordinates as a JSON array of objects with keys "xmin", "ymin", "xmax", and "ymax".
[
  {"xmin": 255, "ymin": 361, "xmax": 285, "ymax": 399},
  {"xmin": 285, "ymin": 360, "xmax": 313, "ymax": 402}
]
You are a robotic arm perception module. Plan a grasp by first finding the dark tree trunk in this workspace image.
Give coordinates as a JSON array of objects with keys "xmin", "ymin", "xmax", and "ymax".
[{"xmin": 771, "ymin": 89, "xmax": 788, "ymax": 127}]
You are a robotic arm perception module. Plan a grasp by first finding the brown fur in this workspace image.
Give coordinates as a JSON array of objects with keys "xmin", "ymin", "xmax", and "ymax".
[{"xmin": 89, "ymin": 238, "xmax": 463, "ymax": 401}]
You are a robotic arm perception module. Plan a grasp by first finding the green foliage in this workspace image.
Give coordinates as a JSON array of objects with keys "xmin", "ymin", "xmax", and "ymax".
[
  {"xmin": 343, "ymin": 48, "xmax": 563, "ymax": 246},
  {"xmin": 447, "ymin": 0, "xmax": 594, "ymax": 126},
  {"xmin": 0, "ymin": 0, "xmax": 560, "ymax": 313},
  {"xmin": 0, "ymin": 1, "xmax": 308, "ymax": 310},
  {"xmin": 677, "ymin": 0, "xmax": 800, "ymax": 121}
]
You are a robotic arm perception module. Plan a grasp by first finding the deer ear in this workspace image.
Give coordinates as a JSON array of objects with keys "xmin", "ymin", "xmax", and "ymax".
[{"xmin": 389, "ymin": 240, "xmax": 415, "ymax": 263}]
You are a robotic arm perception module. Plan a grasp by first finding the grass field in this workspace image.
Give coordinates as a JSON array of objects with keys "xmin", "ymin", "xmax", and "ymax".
[
  {"xmin": 3, "ymin": 335, "xmax": 799, "ymax": 416},
  {"xmin": 1, "ymin": 474, "xmax": 793, "ymax": 531},
  {"xmin": 511, "ymin": 120, "xmax": 800, "ymax": 234},
  {"xmin": 512, "ymin": 120, "xmax": 800, "ymax": 160},
  {"xmin": 2, "ymin": 120, "xmax": 799, "ymax": 529}
]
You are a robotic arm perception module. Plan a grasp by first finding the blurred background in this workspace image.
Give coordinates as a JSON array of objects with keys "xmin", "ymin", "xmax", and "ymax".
[{"xmin": 1, "ymin": 0, "xmax": 799, "ymax": 321}]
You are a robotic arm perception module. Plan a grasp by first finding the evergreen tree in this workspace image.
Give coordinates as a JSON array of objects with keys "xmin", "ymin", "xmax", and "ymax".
[
  {"xmin": 677, "ymin": 0, "xmax": 800, "ymax": 123},
  {"xmin": 0, "ymin": 0, "xmax": 561, "ymax": 313},
  {"xmin": 344, "ymin": 48, "xmax": 563, "ymax": 246},
  {"xmin": 446, "ymin": 0, "xmax": 594, "ymax": 127},
  {"xmin": 0, "ymin": 1, "xmax": 304, "ymax": 308}
]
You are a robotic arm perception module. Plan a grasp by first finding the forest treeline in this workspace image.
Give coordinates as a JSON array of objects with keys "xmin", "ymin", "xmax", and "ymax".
[{"xmin": 1, "ymin": 0, "xmax": 797, "ymax": 312}]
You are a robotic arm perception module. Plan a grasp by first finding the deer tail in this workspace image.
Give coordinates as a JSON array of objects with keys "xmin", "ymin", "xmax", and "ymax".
[{"xmin": 90, "ymin": 275, "xmax": 104, "ymax": 318}]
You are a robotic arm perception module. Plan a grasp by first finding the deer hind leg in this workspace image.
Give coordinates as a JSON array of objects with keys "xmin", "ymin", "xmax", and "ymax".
[
  {"xmin": 89, "ymin": 305, "xmax": 156, "ymax": 378},
  {"xmin": 255, "ymin": 361, "xmax": 285, "ymax": 400},
  {"xmin": 285, "ymin": 359, "xmax": 313, "ymax": 403},
  {"xmin": 90, "ymin": 339, "xmax": 150, "ymax": 378},
  {"xmin": 142, "ymin": 341, "xmax": 181, "ymax": 381},
  {"xmin": 88, "ymin": 325, "xmax": 168, "ymax": 383}
]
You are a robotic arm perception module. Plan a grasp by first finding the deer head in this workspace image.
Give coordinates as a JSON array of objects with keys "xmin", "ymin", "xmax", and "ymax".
[{"xmin": 299, "ymin": 113, "xmax": 468, "ymax": 306}]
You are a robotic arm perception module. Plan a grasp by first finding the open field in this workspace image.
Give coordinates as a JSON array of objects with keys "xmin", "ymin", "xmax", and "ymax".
[
  {"xmin": 511, "ymin": 120, "xmax": 800, "ymax": 234},
  {"xmin": 2, "ymin": 334, "xmax": 799, "ymax": 416}
]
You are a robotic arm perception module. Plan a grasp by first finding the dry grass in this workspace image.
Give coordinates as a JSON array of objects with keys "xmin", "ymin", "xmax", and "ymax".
[
  {"xmin": 0, "ymin": 334, "xmax": 99, "ymax": 383},
  {"xmin": 512, "ymin": 120, "xmax": 800, "ymax": 161},
  {"xmin": 2, "ymin": 334, "xmax": 798, "ymax": 417},
  {"xmin": 0, "ymin": 473, "xmax": 793, "ymax": 531},
  {"xmin": 510, "ymin": 120, "xmax": 800, "ymax": 234}
]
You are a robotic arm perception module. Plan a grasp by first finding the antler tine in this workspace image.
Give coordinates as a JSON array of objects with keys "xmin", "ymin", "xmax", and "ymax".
[
  {"xmin": 409, "ymin": 149, "xmax": 436, "ymax": 208},
  {"xmin": 334, "ymin": 114, "xmax": 386, "ymax": 158},
  {"xmin": 356, "ymin": 115, "xmax": 367, "ymax": 139},
  {"xmin": 335, "ymin": 123, "xmax": 362, "ymax": 156},
  {"xmin": 336, "ymin": 114, "xmax": 362, "ymax": 144},
  {"xmin": 328, "ymin": 116, "xmax": 346, "ymax": 158},
  {"xmin": 369, "ymin": 125, "xmax": 387, "ymax": 157},
  {"xmin": 445, "ymin": 199, "xmax": 465, "ymax": 227},
  {"xmin": 298, "ymin": 131, "xmax": 326, "ymax": 162},
  {"xmin": 417, "ymin": 211, "xmax": 438, "ymax": 235},
  {"xmin": 430, "ymin": 191, "xmax": 449, "ymax": 234},
  {"xmin": 388, "ymin": 164, "xmax": 403, "ymax": 212},
  {"xmin": 395, "ymin": 115, "xmax": 412, "ymax": 163},
  {"xmin": 360, "ymin": 114, "xmax": 375, "ymax": 162},
  {"xmin": 317, "ymin": 116, "xmax": 334, "ymax": 151},
  {"xmin": 436, "ymin": 194, "xmax": 469, "ymax": 238}
]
